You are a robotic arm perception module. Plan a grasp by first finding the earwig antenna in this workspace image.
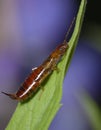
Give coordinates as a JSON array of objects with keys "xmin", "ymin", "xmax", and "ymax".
[{"xmin": 64, "ymin": 17, "xmax": 75, "ymax": 42}]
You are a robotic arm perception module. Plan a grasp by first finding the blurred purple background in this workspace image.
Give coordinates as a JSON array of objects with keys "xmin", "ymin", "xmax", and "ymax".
[{"xmin": 0, "ymin": 0, "xmax": 101, "ymax": 130}]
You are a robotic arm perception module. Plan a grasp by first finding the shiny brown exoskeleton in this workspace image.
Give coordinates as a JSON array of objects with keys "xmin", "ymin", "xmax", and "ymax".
[{"xmin": 2, "ymin": 18, "xmax": 75, "ymax": 101}]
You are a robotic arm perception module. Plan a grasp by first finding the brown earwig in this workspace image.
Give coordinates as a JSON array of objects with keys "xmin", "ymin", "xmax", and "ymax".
[{"xmin": 2, "ymin": 17, "xmax": 75, "ymax": 101}]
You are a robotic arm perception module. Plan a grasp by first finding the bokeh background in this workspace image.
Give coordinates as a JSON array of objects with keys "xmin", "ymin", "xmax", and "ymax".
[{"xmin": 0, "ymin": 0, "xmax": 101, "ymax": 130}]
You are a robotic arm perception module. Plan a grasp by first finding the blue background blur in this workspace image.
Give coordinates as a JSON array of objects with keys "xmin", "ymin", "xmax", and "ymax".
[{"xmin": 0, "ymin": 0, "xmax": 101, "ymax": 130}]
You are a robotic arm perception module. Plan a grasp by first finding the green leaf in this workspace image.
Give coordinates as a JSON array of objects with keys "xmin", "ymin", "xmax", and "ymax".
[{"xmin": 6, "ymin": 0, "xmax": 87, "ymax": 130}]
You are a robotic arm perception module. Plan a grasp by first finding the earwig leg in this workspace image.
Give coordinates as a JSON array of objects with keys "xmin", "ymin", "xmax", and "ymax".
[
  {"xmin": 32, "ymin": 67, "xmax": 37, "ymax": 71},
  {"xmin": 1, "ymin": 91, "xmax": 17, "ymax": 100},
  {"xmin": 53, "ymin": 66, "xmax": 60, "ymax": 73}
]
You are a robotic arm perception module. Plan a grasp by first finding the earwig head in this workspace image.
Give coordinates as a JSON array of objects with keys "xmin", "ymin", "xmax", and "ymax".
[
  {"xmin": 56, "ymin": 42, "xmax": 69, "ymax": 55},
  {"xmin": 1, "ymin": 91, "xmax": 18, "ymax": 100}
]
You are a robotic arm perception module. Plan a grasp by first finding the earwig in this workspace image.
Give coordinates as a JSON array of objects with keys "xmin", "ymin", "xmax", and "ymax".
[{"xmin": 2, "ymin": 17, "xmax": 75, "ymax": 101}]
